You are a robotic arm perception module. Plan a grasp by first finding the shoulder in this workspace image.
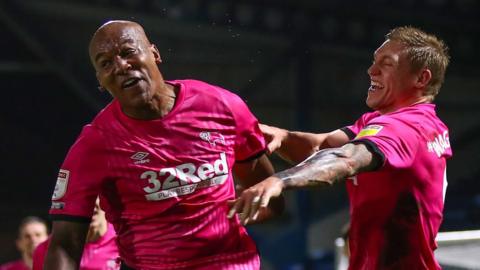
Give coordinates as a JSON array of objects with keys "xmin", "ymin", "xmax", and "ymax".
[
  {"xmin": 359, "ymin": 105, "xmax": 441, "ymax": 142},
  {"xmin": 378, "ymin": 104, "xmax": 440, "ymax": 130},
  {"xmin": 0, "ymin": 260, "xmax": 28, "ymax": 270},
  {"xmin": 74, "ymin": 124, "xmax": 105, "ymax": 147},
  {"xmin": 75, "ymin": 103, "xmax": 117, "ymax": 145},
  {"xmin": 361, "ymin": 113, "xmax": 416, "ymax": 138},
  {"xmin": 35, "ymin": 238, "xmax": 50, "ymax": 252},
  {"xmin": 90, "ymin": 101, "xmax": 117, "ymax": 129},
  {"xmin": 32, "ymin": 239, "xmax": 50, "ymax": 270},
  {"xmin": 358, "ymin": 111, "xmax": 382, "ymax": 123},
  {"xmin": 64, "ymin": 124, "xmax": 107, "ymax": 160},
  {"xmin": 0, "ymin": 261, "xmax": 14, "ymax": 270},
  {"xmin": 173, "ymin": 79, "xmax": 242, "ymax": 103}
]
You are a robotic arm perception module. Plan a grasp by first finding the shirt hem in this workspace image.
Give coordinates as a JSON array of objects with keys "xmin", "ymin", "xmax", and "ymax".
[{"xmin": 49, "ymin": 214, "xmax": 91, "ymax": 223}]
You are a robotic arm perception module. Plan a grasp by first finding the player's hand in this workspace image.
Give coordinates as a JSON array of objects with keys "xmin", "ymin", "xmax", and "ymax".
[
  {"xmin": 227, "ymin": 176, "xmax": 284, "ymax": 225},
  {"xmin": 259, "ymin": 124, "xmax": 288, "ymax": 155}
]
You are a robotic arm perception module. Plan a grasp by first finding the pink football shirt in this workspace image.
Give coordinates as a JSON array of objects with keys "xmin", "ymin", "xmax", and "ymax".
[
  {"xmin": 33, "ymin": 224, "xmax": 119, "ymax": 270},
  {"xmin": 49, "ymin": 80, "xmax": 265, "ymax": 269},
  {"xmin": 0, "ymin": 260, "xmax": 29, "ymax": 270},
  {"xmin": 343, "ymin": 103, "xmax": 452, "ymax": 269}
]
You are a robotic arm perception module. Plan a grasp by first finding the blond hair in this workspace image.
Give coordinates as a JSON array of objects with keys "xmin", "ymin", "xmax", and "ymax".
[{"xmin": 386, "ymin": 26, "xmax": 450, "ymax": 101}]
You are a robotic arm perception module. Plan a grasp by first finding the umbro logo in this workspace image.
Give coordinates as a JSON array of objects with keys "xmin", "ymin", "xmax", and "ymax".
[
  {"xmin": 131, "ymin": 152, "xmax": 150, "ymax": 164},
  {"xmin": 199, "ymin": 131, "xmax": 225, "ymax": 146}
]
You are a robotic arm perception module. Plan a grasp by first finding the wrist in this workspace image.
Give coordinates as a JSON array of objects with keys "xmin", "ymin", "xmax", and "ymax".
[
  {"xmin": 270, "ymin": 175, "xmax": 286, "ymax": 191},
  {"xmin": 279, "ymin": 128, "xmax": 290, "ymax": 143}
]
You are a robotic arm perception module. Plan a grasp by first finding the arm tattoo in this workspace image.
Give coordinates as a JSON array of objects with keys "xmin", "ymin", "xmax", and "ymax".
[{"xmin": 274, "ymin": 144, "xmax": 374, "ymax": 189}]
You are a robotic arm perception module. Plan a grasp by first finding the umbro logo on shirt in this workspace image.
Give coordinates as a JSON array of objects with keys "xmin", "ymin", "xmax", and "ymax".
[
  {"xmin": 199, "ymin": 131, "xmax": 225, "ymax": 146},
  {"xmin": 131, "ymin": 152, "xmax": 150, "ymax": 164}
]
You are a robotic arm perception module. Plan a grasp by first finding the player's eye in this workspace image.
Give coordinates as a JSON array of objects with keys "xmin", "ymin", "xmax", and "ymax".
[
  {"xmin": 121, "ymin": 48, "xmax": 136, "ymax": 57},
  {"xmin": 100, "ymin": 60, "xmax": 112, "ymax": 69}
]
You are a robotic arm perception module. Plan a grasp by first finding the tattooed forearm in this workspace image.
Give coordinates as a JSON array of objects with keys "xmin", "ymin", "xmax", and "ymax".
[{"xmin": 274, "ymin": 143, "xmax": 374, "ymax": 189}]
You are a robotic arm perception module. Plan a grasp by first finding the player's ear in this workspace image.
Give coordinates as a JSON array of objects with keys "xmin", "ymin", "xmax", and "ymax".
[
  {"xmin": 151, "ymin": 44, "xmax": 162, "ymax": 64},
  {"xmin": 95, "ymin": 72, "xmax": 102, "ymax": 87},
  {"xmin": 95, "ymin": 72, "xmax": 108, "ymax": 93},
  {"xmin": 415, "ymin": 68, "xmax": 432, "ymax": 89}
]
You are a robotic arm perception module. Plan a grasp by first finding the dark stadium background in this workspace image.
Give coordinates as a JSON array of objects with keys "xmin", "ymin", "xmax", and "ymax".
[{"xmin": 1, "ymin": 0, "xmax": 479, "ymax": 269}]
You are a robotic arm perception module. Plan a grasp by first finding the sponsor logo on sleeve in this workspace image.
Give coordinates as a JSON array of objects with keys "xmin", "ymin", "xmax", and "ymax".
[
  {"xmin": 355, "ymin": 125, "xmax": 383, "ymax": 139},
  {"xmin": 52, "ymin": 169, "xmax": 69, "ymax": 200},
  {"xmin": 427, "ymin": 130, "xmax": 450, "ymax": 157}
]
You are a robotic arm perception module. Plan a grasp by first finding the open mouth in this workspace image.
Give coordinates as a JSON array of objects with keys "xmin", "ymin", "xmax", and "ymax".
[
  {"xmin": 369, "ymin": 81, "xmax": 384, "ymax": 92},
  {"xmin": 122, "ymin": 77, "xmax": 142, "ymax": 89}
]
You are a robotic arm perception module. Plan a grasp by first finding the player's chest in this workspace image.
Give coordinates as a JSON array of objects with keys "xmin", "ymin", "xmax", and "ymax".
[
  {"xmin": 106, "ymin": 124, "xmax": 235, "ymax": 166},
  {"xmin": 102, "ymin": 127, "xmax": 236, "ymax": 201}
]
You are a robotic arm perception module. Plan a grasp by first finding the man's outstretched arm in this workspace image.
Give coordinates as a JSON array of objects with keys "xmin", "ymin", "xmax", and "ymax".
[
  {"xmin": 44, "ymin": 220, "xmax": 89, "ymax": 270},
  {"xmin": 229, "ymin": 142, "xmax": 382, "ymax": 224},
  {"xmin": 260, "ymin": 124, "xmax": 350, "ymax": 164}
]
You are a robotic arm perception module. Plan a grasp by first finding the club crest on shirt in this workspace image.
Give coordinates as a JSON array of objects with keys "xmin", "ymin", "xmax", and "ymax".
[
  {"xmin": 355, "ymin": 125, "xmax": 383, "ymax": 139},
  {"xmin": 199, "ymin": 131, "xmax": 225, "ymax": 146},
  {"xmin": 52, "ymin": 169, "xmax": 69, "ymax": 200}
]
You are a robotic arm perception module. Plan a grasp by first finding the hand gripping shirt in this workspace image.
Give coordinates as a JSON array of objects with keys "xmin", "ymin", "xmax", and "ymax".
[
  {"xmin": 343, "ymin": 103, "xmax": 452, "ymax": 270},
  {"xmin": 33, "ymin": 224, "xmax": 120, "ymax": 270},
  {"xmin": 49, "ymin": 80, "xmax": 265, "ymax": 269}
]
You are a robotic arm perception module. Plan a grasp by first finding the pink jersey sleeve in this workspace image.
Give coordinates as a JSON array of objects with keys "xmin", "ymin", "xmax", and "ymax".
[
  {"xmin": 49, "ymin": 126, "xmax": 106, "ymax": 219},
  {"xmin": 221, "ymin": 90, "xmax": 265, "ymax": 161},
  {"xmin": 32, "ymin": 239, "xmax": 50, "ymax": 270},
  {"xmin": 352, "ymin": 115, "xmax": 420, "ymax": 169},
  {"xmin": 344, "ymin": 111, "xmax": 380, "ymax": 136}
]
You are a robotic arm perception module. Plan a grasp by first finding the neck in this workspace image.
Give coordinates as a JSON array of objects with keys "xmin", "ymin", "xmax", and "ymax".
[
  {"xmin": 22, "ymin": 253, "xmax": 32, "ymax": 268},
  {"xmin": 124, "ymin": 82, "xmax": 178, "ymax": 120},
  {"xmin": 379, "ymin": 96, "xmax": 430, "ymax": 114}
]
